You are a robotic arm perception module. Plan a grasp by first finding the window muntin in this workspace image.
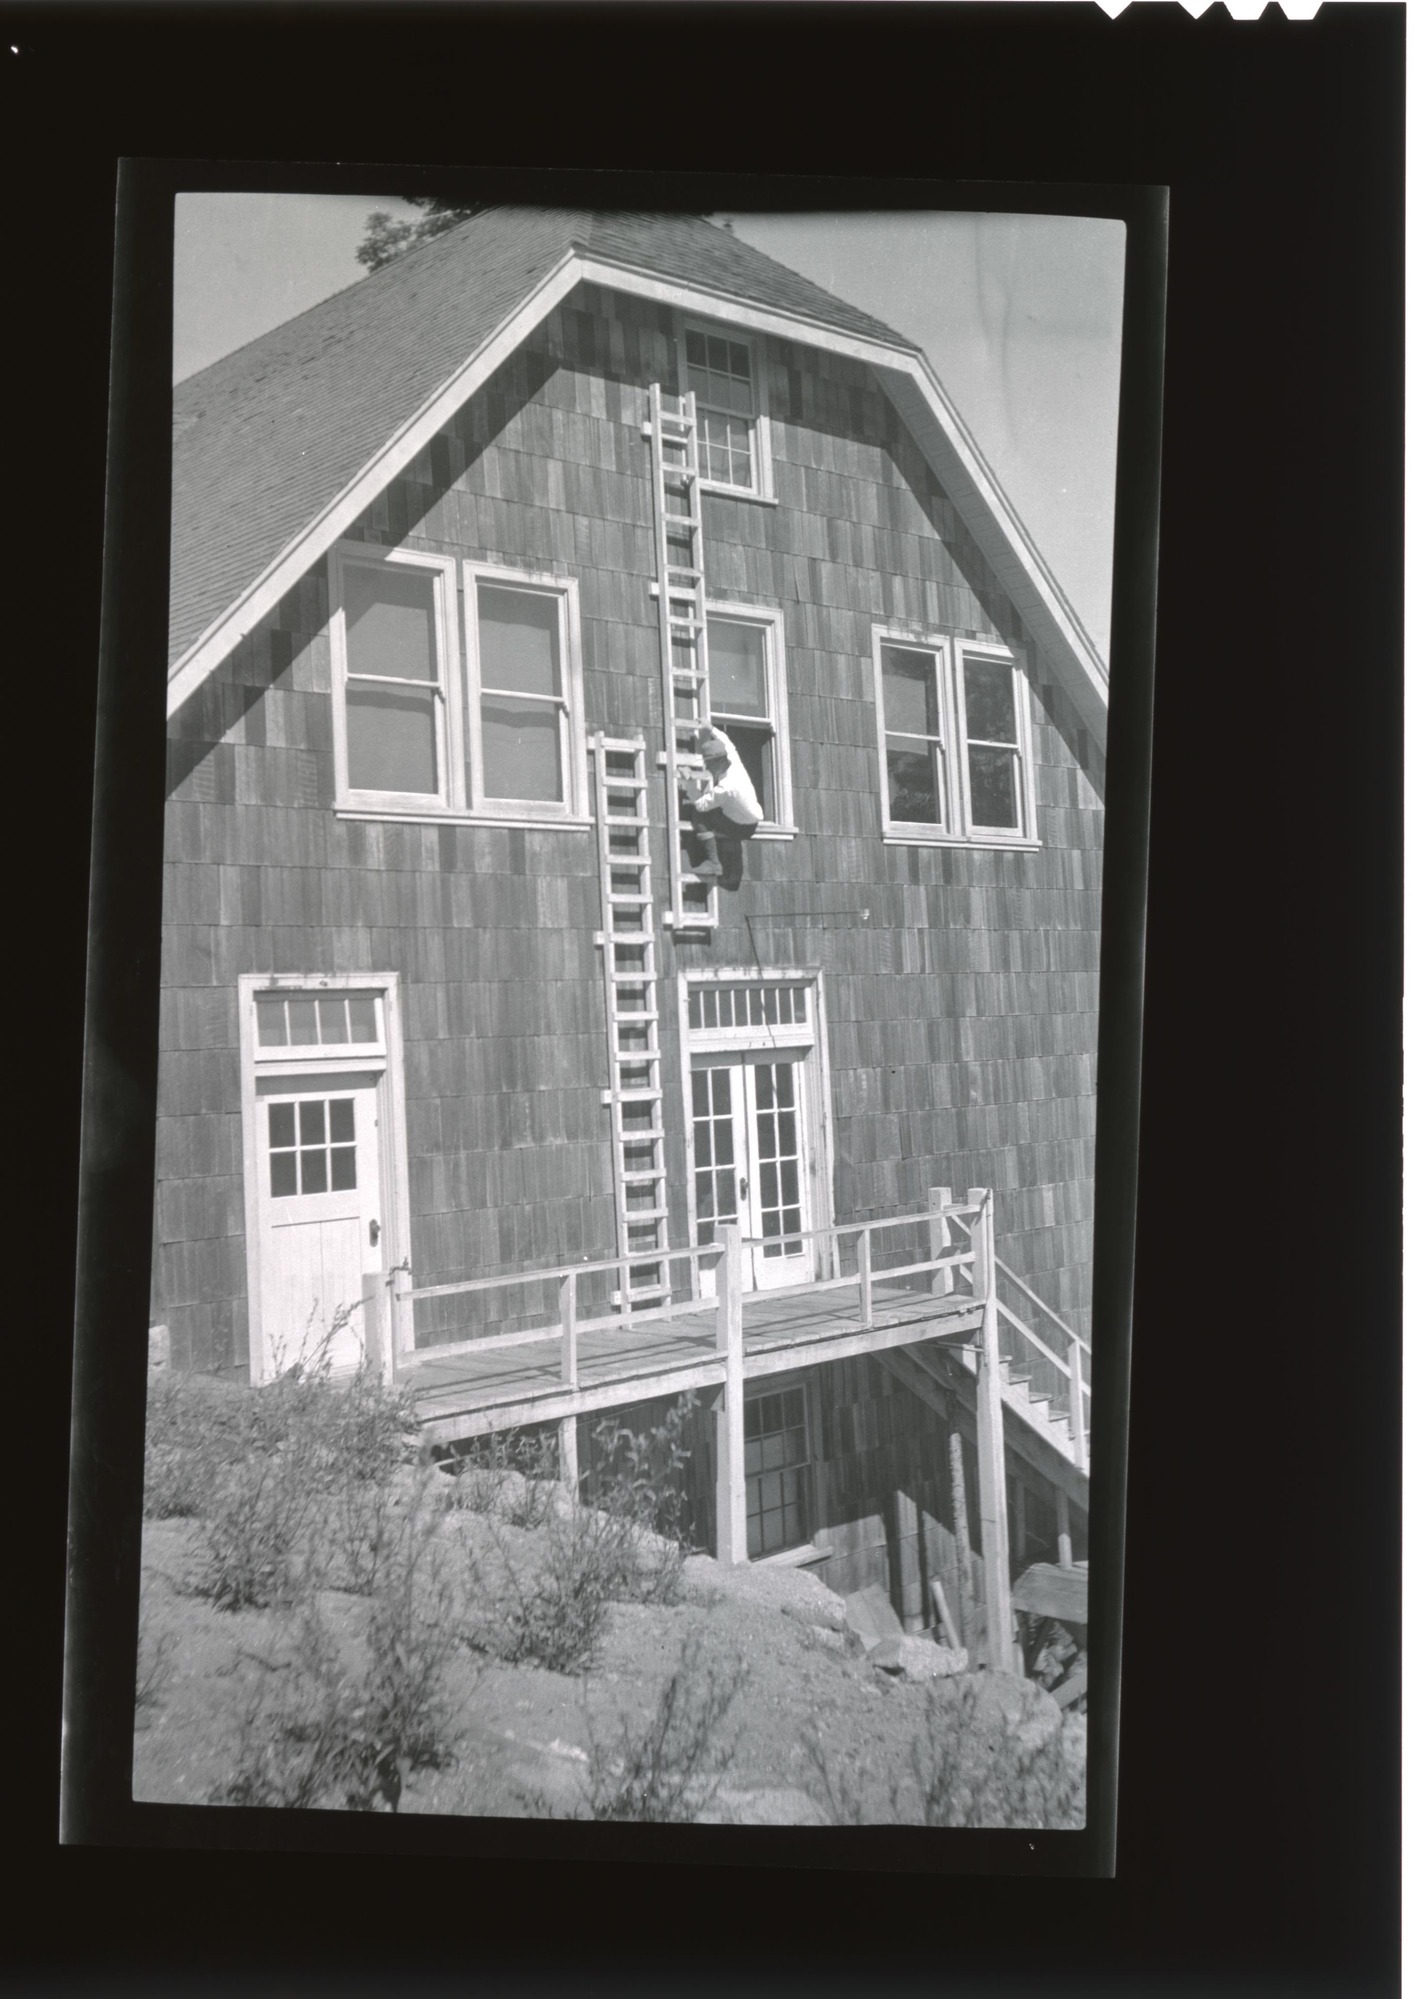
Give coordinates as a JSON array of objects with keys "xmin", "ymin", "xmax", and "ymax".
[
  {"xmin": 708, "ymin": 615, "xmax": 779, "ymax": 822},
  {"xmin": 705, "ymin": 608, "xmax": 791, "ymax": 829},
  {"xmin": 873, "ymin": 629, "xmax": 1036, "ymax": 845},
  {"xmin": 754, "ymin": 1061, "xmax": 803, "ymax": 1257},
  {"xmin": 342, "ymin": 561, "xmax": 446, "ymax": 798},
  {"xmin": 881, "ymin": 642, "xmax": 946, "ymax": 827},
  {"xmin": 685, "ymin": 327, "xmax": 756, "ymax": 489},
  {"xmin": 267, "ymin": 1096, "xmax": 358, "ymax": 1198},
  {"xmin": 687, "ymin": 981, "xmax": 808, "ymax": 1034},
  {"xmin": 962, "ymin": 655, "xmax": 1025, "ymax": 834},
  {"xmin": 473, "ymin": 583, "xmax": 568, "ymax": 806},
  {"xmin": 255, "ymin": 991, "xmax": 382, "ymax": 1050},
  {"xmin": 745, "ymin": 1385, "xmax": 811, "ymax": 1557}
]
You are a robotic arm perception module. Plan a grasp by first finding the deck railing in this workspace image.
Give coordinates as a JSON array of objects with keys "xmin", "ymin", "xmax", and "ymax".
[
  {"xmin": 366, "ymin": 1188, "xmax": 1088, "ymax": 1471},
  {"xmin": 370, "ymin": 1191, "xmax": 990, "ymax": 1389},
  {"xmin": 994, "ymin": 1260, "xmax": 1091, "ymax": 1471}
]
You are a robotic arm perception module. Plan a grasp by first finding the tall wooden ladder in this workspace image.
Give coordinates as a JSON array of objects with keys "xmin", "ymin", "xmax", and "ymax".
[
  {"xmin": 590, "ymin": 731, "xmax": 672, "ymax": 1312},
  {"xmin": 644, "ymin": 382, "xmax": 717, "ymax": 934}
]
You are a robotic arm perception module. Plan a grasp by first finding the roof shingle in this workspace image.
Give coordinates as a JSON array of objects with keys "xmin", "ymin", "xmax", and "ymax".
[{"xmin": 169, "ymin": 207, "xmax": 917, "ymax": 670}]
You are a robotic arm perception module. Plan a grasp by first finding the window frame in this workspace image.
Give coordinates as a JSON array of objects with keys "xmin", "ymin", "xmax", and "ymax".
[
  {"xmin": 870, "ymin": 625, "xmax": 1039, "ymax": 849},
  {"xmin": 461, "ymin": 560, "xmax": 589, "ymax": 822},
  {"xmin": 329, "ymin": 541, "xmax": 589, "ymax": 827},
  {"xmin": 703, "ymin": 600, "xmax": 794, "ymax": 836},
  {"xmin": 330, "ymin": 542, "xmax": 461, "ymax": 815},
  {"xmin": 676, "ymin": 317, "xmax": 776, "ymax": 503}
]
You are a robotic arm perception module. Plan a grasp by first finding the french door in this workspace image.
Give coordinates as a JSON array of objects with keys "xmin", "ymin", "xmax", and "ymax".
[{"xmin": 691, "ymin": 1051, "xmax": 813, "ymax": 1290}]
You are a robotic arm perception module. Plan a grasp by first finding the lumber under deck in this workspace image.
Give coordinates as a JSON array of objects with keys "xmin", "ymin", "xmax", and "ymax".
[{"xmin": 406, "ymin": 1281, "xmax": 984, "ymax": 1447}]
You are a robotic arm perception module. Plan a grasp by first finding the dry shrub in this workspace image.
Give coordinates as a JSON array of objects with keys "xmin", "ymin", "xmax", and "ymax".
[
  {"xmin": 443, "ymin": 1428, "xmax": 560, "ymax": 1528},
  {"xmin": 803, "ymin": 1676, "xmax": 1085, "ymax": 1829},
  {"xmin": 462, "ymin": 1399, "xmax": 695, "ymax": 1674},
  {"xmin": 211, "ymin": 1501, "xmax": 461, "ymax": 1811},
  {"xmin": 582, "ymin": 1631, "xmax": 748, "ymax": 1822}
]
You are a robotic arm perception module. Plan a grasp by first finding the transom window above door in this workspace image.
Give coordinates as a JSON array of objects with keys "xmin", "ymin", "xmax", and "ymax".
[
  {"xmin": 330, "ymin": 544, "xmax": 588, "ymax": 825},
  {"xmin": 872, "ymin": 627, "xmax": 1038, "ymax": 848}
]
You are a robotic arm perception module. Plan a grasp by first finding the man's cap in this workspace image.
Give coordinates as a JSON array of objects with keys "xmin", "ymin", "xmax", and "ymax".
[{"xmin": 693, "ymin": 723, "xmax": 731, "ymax": 756}]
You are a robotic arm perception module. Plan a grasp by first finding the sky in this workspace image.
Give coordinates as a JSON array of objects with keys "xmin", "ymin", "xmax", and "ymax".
[{"xmin": 174, "ymin": 194, "xmax": 1124, "ymax": 660}]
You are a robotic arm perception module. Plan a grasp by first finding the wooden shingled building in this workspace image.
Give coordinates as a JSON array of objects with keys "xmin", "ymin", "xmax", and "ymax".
[{"xmin": 158, "ymin": 208, "xmax": 1106, "ymax": 1654}]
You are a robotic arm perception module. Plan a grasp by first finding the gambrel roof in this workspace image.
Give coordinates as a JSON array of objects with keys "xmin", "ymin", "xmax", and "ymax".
[{"xmin": 169, "ymin": 206, "xmax": 1109, "ymax": 749}]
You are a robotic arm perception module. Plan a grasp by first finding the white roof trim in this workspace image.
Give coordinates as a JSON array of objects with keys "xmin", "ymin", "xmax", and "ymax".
[{"xmin": 169, "ymin": 248, "xmax": 1109, "ymax": 753}]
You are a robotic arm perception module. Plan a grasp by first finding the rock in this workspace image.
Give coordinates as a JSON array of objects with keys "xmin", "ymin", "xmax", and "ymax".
[
  {"xmin": 870, "ymin": 1634, "xmax": 970, "ymax": 1681},
  {"xmin": 843, "ymin": 1584, "xmax": 904, "ymax": 1650},
  {"xmin": 148, "ymin": 1324, "xmax": 171, "ymax": 1376},
  {"xmin": 680, "ymin": 1553, "xmax": 845, "ymax": 1630},
  {"xmin": 699, "ymin": 1786, "xmax": 832, "ymax": 1826}
]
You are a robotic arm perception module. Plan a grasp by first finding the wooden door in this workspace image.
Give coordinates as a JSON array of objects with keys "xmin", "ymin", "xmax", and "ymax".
[
  {"xmin": 255, "ymin": 1075, "xmax": 384, "ymax": 1373},
  {"xmin": 691, "ymin": 1052, "xmax": 812, "ymax": 1290}
]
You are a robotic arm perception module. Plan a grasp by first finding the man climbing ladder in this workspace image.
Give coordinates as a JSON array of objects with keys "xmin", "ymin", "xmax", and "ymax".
[{"xmin": 680, "ymin": 722, "xmax": 762, "ymax": 889}]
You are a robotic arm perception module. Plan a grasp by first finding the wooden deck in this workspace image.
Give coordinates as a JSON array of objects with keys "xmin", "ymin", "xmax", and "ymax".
[{"xmin": 404, "ymin": 1279, "xmax": 984, "ymax": 1446}]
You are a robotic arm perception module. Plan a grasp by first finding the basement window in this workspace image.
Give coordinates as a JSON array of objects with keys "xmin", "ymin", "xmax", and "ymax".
[{"xmin": 745, "ymin": 1383, "xmax": 812, "ymax": 1558}]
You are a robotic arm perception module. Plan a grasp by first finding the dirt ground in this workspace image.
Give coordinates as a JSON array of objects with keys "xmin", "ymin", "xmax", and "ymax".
[{"xmin": 134, "ymin": 1505, "xmax": 1085, "ymax": 1826}]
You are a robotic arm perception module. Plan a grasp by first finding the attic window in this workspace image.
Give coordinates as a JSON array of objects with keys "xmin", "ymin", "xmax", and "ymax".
[{"xmin": 682, "ymin": 322, "xmax": 772, "ymax": 499}]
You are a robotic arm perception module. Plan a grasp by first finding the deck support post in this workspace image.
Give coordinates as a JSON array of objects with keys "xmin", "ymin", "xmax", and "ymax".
[
  {"xmin": 1055, "ymin": 1483, "xmax": 1073, "ymax": 1569},
  {"xmin": 1068, "ymin": 1336, "xmax": 1089, "ymax": 1472},
  {"xmin": 559, "ymin": 1273, "xmax": 578, "ymax": 1389},
  {"xmin": 928, "ymin": 1186, "xmax": 953, "ymax": 1296},
  {"xmin": 559, "ymin": 1416, "xmax": 579, "ymax": 1495},
  {"xmin": 362, "ymin": 1271, "xmax": 390, "ymax": 1381},
  {"xmin": 949, "ymin": 1429, "xmax": 976, "ymax": 1660},
  {"xmin": 714, "ymin": 1221, "xmax": 747, "ymax": 1565},
  {"xmin": 968, "ymin": 1188, "xmax": 1013, "ymax": 1674}
]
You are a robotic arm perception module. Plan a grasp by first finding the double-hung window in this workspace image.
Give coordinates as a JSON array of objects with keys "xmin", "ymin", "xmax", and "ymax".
[
  {"xmin": 331, "ymin": 544, "xmax": 587, "ymax": 822},
  {"xmin": 872, "ymin": 627, "xmax": 1037, "ymax": 846},
  {"xmin": 683, "ymin": 322, "xmax": 773, "ymax": 499},
  {"xmin": 705, "ymin": 604, "xmax": 792, "ymax": 832}
]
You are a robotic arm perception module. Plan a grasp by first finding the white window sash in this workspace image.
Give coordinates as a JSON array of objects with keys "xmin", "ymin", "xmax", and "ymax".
[
  {"xmin": 331, "ymin": 543, "xmax": 462, "ymax": 814},
  {"xmin": 677, "ymin": 318, "xmax": 775, "ymax": 501},
  {"xmin": 704, "ymin": 601, "xmax": 793, "ymax": 831},
  {"xmin": 462, "ymin": 562, "xmax": 586, "ymax": 820}
]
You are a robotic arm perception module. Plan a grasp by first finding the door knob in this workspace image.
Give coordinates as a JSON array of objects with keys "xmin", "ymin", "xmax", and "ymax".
[
  {"xmin": 739, "ymin": 1176, "xmax": 749, "ymax": 1200},
  {"xmin": 369, "ymin": 1219, "xmax": 381, "ymax": 1246}
]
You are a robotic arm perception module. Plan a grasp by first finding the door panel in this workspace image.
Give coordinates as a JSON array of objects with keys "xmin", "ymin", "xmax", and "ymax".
[
  {"xmin": 256, "ymin": 1076, "xmax": 382, "ymax": 1373},
  {"xmin": 692, "ymin": 1052, "xmax": 814, "ymax": 1291}
]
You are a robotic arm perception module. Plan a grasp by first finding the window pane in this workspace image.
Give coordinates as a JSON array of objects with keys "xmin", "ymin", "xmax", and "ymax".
[
  {"xmin": 287, "ymin": 998, "xmax": 319, "ymax": 1046},
  {"xmin": 478, "ymin": 586, "xmax": 561, "ymax": 697},
  {"xmin": 711, "ymin": 1069, "xmax": 730, "ymax": 1113},
  {"xmin": 347, "ymin": 995, "xmax": 378, "ymax": 1042},
  {"xmin": 256, "ymin": 995, "xmax": 287, "ymax": 1046},
  {"xmin": 299, "ymin": 1101, "xmax": 326, "ymax": 1144},
  {"xmin": 882, "ymin": 646, "xmax": 938, "ymax": 736},
  {"xmin": 328, "ymin": 1098, "xmax": 355, "ymax": 1143},
  {"xmin": 270, "ymin": 1152, "xmax": 297, "ymax": 1198},
  {"xmin": 300, "ymin": 1148, "xmax": 328, "ymax": 1195},
  {"xmin": 708, "ymin": 619, "xmax": 768, "ymax": 715},
  {"xmin": 963, "ymin": 657, "xmax": 1018, "ymax": 745},
  {"xmin": 347, "ymin": 684, "xmax": 439, "ymax": 795},
  {"xmin": 886, "ymin": 742, "xmax": 941, "ymax": 824},
  {"xmin": 481, "ymin": 696, "xmax": 563, "ymax": 803},
  {"xmin": 345, "ymin": 564, "xmax": 437, "ymax": 682},
  {"xmin": 317, "ymin": 996, "xmax": 348, "ymax": 1043},
  {"xmin": 968, "ymin": 745, "xmax": 1021, "ymax": 831},
  {"xmin": 268, "ymin": 1103, "xmax": 296, "ymax": 1149},
  {"xmin": 692, "ymin": 1068, "xmax": 708, "ymax": 1116},
  {"xmin": 329, "ymin": 1146, "xmax": 357, "ymax": 1192}
]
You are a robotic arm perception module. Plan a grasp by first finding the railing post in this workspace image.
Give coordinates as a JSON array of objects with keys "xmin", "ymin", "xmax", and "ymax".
[
  {"xmin": 560, "ymin": 1271, "xmax": 578, "ymax": 1389},
  {"xmin": 390, "ymin": 1266, "xmax": 413, "ymax": 1378},
  {"xmin": 968, "ymin": 1187, "xmax": 1012, "ymax": 1674},
  {"xmin": 714, "ymin": 1220, "xmax": 747, "ymax": 1565},
  {"xmin": 1055, "ymin": 1484, "xmax": 1073, "ymax": 1569},
  {"xmin": 1069, "ymin": 1335, "xmax": 1089, "ymax": 1473},
  {"xmin": 929, "ymin": 1186, "xmax": 953, "ymax": 1297},
  {"xmin": 858, "ymin": 1225, "xmax": 874, "ymax": 1327},
  {"xmin": 362, "ymin": 1271, "xmax": 389, "ymax": 1379}
]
